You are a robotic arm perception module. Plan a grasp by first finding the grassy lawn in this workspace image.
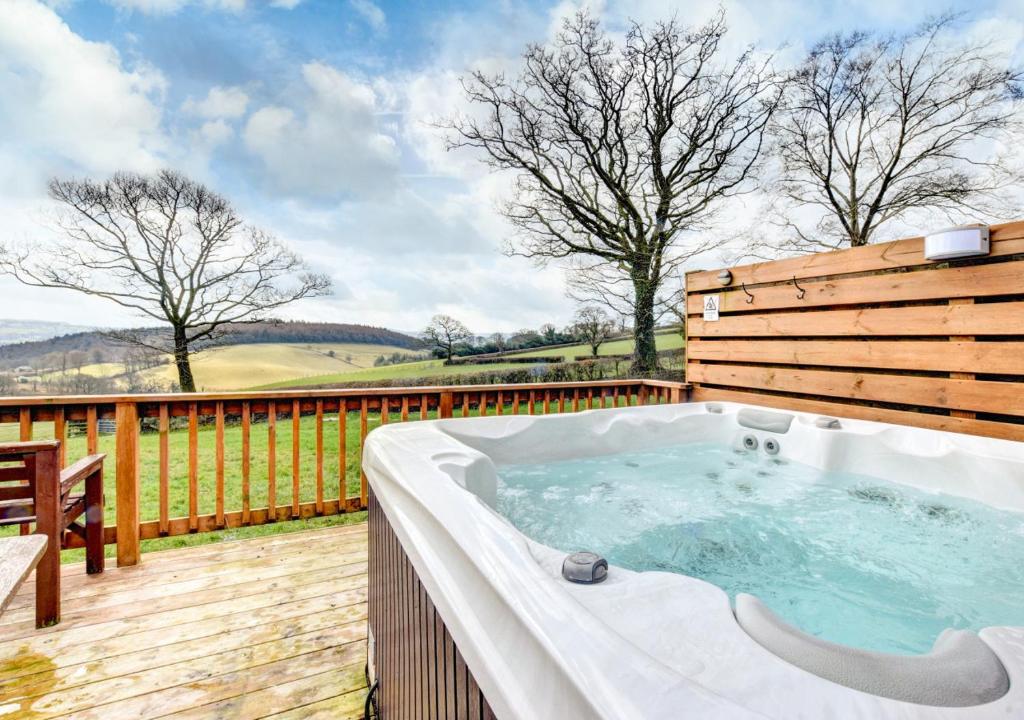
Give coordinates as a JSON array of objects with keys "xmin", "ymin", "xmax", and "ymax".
[{"xmin": 2, "ymin": 394, "xmax": 625, "ymax": 561}]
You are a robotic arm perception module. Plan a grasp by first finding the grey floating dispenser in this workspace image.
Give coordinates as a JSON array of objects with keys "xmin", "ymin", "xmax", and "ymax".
[{"xmin": 562, "ymin": 551, "xmax": 608, "ymax": 584}]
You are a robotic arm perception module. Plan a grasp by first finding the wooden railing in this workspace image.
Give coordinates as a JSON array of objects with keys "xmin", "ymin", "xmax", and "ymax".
[{"xmin": 0, "ymin": 379, "xmax": 688, "ymax": 566}]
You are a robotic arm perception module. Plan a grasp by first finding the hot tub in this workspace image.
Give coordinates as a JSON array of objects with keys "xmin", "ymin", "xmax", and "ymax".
[{"xmin": 363, "ymin": 402, "xmax": 1024, "ymax": 718}]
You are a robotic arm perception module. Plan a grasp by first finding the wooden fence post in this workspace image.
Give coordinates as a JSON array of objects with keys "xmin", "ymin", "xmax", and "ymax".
[{"xmin": 115, "ymin": 402, "xmax": 141, "ymax": 567}]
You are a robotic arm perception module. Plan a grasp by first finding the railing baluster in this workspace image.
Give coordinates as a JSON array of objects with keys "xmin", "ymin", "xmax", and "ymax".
[
  {"xmin": 267, "ymin": 400, "xmax": 277, "ymax": 522},
  {"xmin": 215, "ymin": 401, "xmax": 225, "ymax": 528},
  {"xmin": 543, "ymin": 389, "xmax": 551, "ymax": 414},
  {"xmin": 86, "ymin": 405, "xmax": 98, "ymax": 455},
  {"xmin": 420, "ymin": 393, "xmax": 429, "ymax": 420},
  {"xmin": 315, "ymin": 399, "xmax": 324, "ymax": 515},
  {"xmin": 512, "ymin": 391, "xmax": 520, "ymax": 415},
  {"xmin": 587, "ymin": 388, "xmax": 594, "ymax": 409},
  {"xmin": 360, "ymin": 397, "xmax": 369, "ymax": 508},
  {"xmin": 572, "ymin": 389, "xmax": 580, "ymax": 412},
  {"xmin": 558, "ymin": 391, "xmax": 565, "ymax": 414},
  {"xmin": 480, "ymin": 392, "xmax": 488, "ymax": 417},
  {"xmin": 53, "ymin": 407, "xmax": 66, "ymax": 468},
  {"xmin": 338, "ymin": 398, "xmax": 348, "ymax": 504},
  {"xmin": 497, "ymin": 391, "xmax": 504, "ymax": 416},
  {"xmin": 291, "ymin": 399, "xmax": 300, "ymax": 518},
  {"xmin": 613, "ymin": 387, "xmax": 620, "ymax": 408},
  {"xmin": 159, "ymin": 403, "xmax": 169, "ymax": 535},
  {"xmin": 401, "ymin": 396, "xmax": 409, "ymax": 422},
  {"xmin": 188, "ymin": 402, "xmax": 198, "ymax": 532},
  {"xmin": 528, "ymin": 390, "xmax": 535, "ymax": 415},
  {"xmin": 462, "ymin": 392, "xmax": 470, "ymax": 418},
  {"xmin": 115, "ymin": 402, "xmax": 140, "ymax": 567},
  {"xmin": 241, "ymin": 401, "xmax": 251, "ymax": 525},
  {"xmin": 19, "ymin": 407, "xmax": 31, "ymax": 441},
  {"xmin": 381, "ymin": 397, "xmax": 389, "ymax": 424}
]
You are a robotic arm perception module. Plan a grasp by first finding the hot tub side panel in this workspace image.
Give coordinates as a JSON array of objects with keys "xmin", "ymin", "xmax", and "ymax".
[{"xmin": 369, "ymin": 489, "xmax": 498, "ymax": 719}]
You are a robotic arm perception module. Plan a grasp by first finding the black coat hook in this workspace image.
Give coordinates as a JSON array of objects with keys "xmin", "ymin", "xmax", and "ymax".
[
  {"xmin": 741, "ymin": 282, "xmax": 754, "ymax": 304},
  {"xmin": 793, "ymin": 276, "xmax": 806, "ymax": 300}
]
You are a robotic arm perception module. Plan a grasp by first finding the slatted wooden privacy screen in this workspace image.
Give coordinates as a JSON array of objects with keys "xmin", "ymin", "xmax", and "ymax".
[{"xmin": 685, "ymin": 221, "xmax": 1024, "ymax": 441}]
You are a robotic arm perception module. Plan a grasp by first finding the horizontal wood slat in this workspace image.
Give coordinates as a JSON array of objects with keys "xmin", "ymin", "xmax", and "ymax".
[
  {"xmin": 686, "ymin": 221, "xmax": 1024, "ymax": 440},
  {"xmin": 686, "ymin": 258, "xmax": 1024, "ymax": 315},
  {"xmin": 691, "ymin": 387, "xmax": 1024, "ymax": 442},
  {"xmin": 688, "ymin": 362, "xmax": 1024, "ymax": 416},
  {"xmin": 687, "ymin": 220, "xmax": 1024, "ymax": 292},
  {"xmin": 687, "ymin": 339, "xmax": 1024, "ymax": 374},
  {"xmin": 688, "ymin": 301, "xmax": 1024, "ymax": 338}
]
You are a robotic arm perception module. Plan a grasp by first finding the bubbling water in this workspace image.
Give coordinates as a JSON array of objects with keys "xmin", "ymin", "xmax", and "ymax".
[{"xmin": 496, "ymin": 442, "xmax": 1024, "ymax": 654}]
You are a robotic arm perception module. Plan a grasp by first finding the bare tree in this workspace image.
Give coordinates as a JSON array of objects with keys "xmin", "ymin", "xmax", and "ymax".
[
  {"xmin": 447, "ymin": 12, "xmax": 780, "ymax": 373},
  {"xmin": 424, "ymin": 314, "xmax": 471, "ymax": 361},
  {"xmin": 0, "ymin": 170, "xmax": 331, "ymax": 391},
  {"xmin": 763, "ymin": 15, "xmax": 1023, "ymax": 254},
  {"xmin": 571, "ymin": 306, "xmax": 616, "ymax": 357}
]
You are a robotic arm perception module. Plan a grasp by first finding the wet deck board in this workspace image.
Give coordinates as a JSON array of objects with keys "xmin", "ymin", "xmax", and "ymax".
[{"xmin": 0, "ymin": 524, "xmax": 369, "ymax": 719}]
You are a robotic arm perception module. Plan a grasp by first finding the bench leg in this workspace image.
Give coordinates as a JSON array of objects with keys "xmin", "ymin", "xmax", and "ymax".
[
  {"xmin": 85, "ymin": 468, "xmax": 105, "ymax": 575},
  {"xmin": 34, "ymin": 447, "xmax": 61, "ymax": 628}
]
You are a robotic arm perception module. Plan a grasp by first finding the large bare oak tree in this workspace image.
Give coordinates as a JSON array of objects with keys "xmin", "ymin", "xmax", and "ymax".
[
  {"xmin": 0, "ymin": 170, "xmax": 331, "ymax": 392},
  {"xmin": 447, "ymin": 12, "xmax": 781, "ymax": 373},
  {"xmin": 423, "ymin": 314, "xmax": 472, "ymax": 361},
  {"xmin": 764, "ymin": 15, "xmax": 1023, "ymax": 253}
]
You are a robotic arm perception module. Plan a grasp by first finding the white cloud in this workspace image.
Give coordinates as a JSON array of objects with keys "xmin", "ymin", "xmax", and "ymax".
[
  {"xmin": 243, "ymin": 62, "xmax": 399, "ymax": 197},
  {"xmin": 105, "ymin": 0, "xmax": 247, "ymax": 14},
  {"xmin": 0, "ymin": 0, "xmax": 167, "ymax": 191},
  {"xmin": 350, "ymin": 0, "xmax": 386, "ymax": 32},
  {"xmin": 270, "ymin": 0, "xmax": 303, "ymax": 7},
  {"xmin": 182, "ymin": 85, "xmax": 250, "ymax": 119}
]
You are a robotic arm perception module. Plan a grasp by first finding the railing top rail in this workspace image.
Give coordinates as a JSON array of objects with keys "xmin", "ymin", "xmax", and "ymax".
[{"xmin": 0, "ymin": 378, "xmax": 690, "ymax": 408}]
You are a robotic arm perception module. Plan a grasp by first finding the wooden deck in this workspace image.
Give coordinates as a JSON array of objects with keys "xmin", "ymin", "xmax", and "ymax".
[{"xmin": 0, "ymin": 524, "xmax": 369, "ymax": 719}]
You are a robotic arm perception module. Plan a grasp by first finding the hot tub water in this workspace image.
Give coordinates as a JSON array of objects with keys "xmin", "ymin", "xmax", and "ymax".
[{"xmin": 496, "ymin": 442, "xmax": 1024, "ymax": 654}]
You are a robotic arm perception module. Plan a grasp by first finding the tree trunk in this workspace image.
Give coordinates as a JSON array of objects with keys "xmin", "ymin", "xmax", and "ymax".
[
  {"xmin": 173, "ymin": 326, "xmax": 196, "ymax": 392},
  {"xmin": 631, "ymin": 276, "xmax": 658, "ymax": 375}
]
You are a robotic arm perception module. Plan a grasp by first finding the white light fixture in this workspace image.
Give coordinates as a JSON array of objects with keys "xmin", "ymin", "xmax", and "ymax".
[
  {"xmin": 923, "ymin": 224, "xmax": 990, "ymax": 261},
  {"xmin": 717, "ymin": 269, "xmax": 733, "ymax": 286}
]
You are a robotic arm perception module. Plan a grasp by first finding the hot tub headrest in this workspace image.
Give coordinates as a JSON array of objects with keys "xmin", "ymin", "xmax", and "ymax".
[
  {"xmin": 734, "ymin": 593, "xmax": 1009, "ymax": 707},
  {"xmin": 736, "ymin": 408, "xmax": 794, "ymax": 434}
]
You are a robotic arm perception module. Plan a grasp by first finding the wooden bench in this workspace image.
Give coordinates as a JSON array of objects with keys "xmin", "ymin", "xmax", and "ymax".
[
  {"xmin": 0, "ymin": 441, "xmax": 105, "ymax": 627},
  {"xmin": 0, "ymin": 535, "xmax": 47, "ymax": 615}
]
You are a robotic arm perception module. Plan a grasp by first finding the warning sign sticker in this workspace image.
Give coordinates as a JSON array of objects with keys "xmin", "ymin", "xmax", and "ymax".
[{"xmin": 703, "ymin": 294, "xmax": 720, "ymax": 322}]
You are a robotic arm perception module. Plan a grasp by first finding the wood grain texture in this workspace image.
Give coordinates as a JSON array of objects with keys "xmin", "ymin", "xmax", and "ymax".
[
  {"xmin": 0, "ymin": 535, "xmax": 46, "ymax": 615},
  {"xmin": 369, "ymin": 491, "xmax": 497, "ymax": 720},
  {"xmin": 686, "ymin": 219, "xmax": 1024, "ymax": 291},
  {"xmin": 687, "ymin": 339, "xmax": 1024, "ymax": 374},
  {"xmin": 686, "ymin": 258, "xmax": 1024, "ymax": 314},
  {"xmin": 686, "ymin": 221, "xmax": 1024, "ymax": 440},
  {"xmin": 0, "ymin": 525, "xmax": 369, "ymax": 719}
]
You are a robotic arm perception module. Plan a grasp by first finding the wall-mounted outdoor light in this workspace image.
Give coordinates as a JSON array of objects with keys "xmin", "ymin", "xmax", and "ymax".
[
  {"xmin": 923, "ymin": 224, "xmax": 990, "ymax": 261},
  {"xmin": 717, "ymin": 269, "xmax": 733, "ymax": 286}
]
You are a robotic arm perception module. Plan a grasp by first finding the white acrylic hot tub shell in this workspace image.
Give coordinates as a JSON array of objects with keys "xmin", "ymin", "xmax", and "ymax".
[{"xmin": 363, "ymin": 402, "xmax": 1024, "ymax": 719}]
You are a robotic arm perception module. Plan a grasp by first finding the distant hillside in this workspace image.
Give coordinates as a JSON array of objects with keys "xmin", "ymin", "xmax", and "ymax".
[
  {"xmin": 0, "ymin": 321, "xmax": 422, "ymax": 370},
  {"xmin": 0, "ymin": 319, "xmax": 96, "ymax": 345}
]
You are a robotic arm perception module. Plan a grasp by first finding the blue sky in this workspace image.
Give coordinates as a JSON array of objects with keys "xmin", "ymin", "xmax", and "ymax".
[{"xmin": 1, "ymin": 0, "xmax": 1022, "ymax": 332}]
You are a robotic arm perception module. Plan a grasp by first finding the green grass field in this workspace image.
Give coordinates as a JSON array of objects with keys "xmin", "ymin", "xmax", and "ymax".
[{"xmin": 69, "ymin": 342, "xmax": 421, "ymax": 391}]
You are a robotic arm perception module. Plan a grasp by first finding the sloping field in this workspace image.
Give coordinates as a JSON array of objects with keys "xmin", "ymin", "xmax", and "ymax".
[
  {"xmin": 145, "ymin": 343, "xmax": 422, "ymax": 390},
  {"xmin": 66, "ymin": 343, "xmax": 420, "ymax": 391},
  {"xmin": 256, "ymin": 358, "xmax": 531, "ymax": 390}
]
